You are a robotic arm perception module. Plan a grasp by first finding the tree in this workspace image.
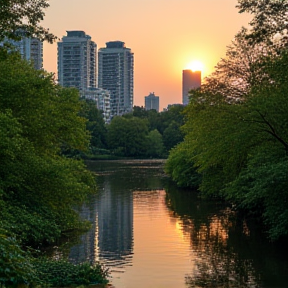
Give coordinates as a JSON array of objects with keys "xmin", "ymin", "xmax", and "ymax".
[
  {"xmin": 237, "ymin": 0, "xmax": 288, "ymax": 46},
  {"xmin": 164, "ymin": 142, "xmax": 201, "ymax": 189},
  {"xmin": 165, "ymin": 0, "xmax": 288, "ymax": 242},
  {"xmin": 169, "ymin": 50, "xmax": 288, "ymax": 239},
  {"xmin": 200, "ymin": 28, "xmax": 275, "ymax": 102},
  {"xmin": 132, "ymin": 105, "xmax": 149, "ymax": 118},
  {"xmin": 0, "ymin": 226, "xmax": 37, "ymax": 287},
  {"xmin": 79, "ymin": 98, "xmax": 107, "ymax": 150},
  {"xmin": 146, "ymin": 129, "xmax": 165, "ymax": 158},
  {"xmin": 147, "ymin": 108, "xmax": 160, "ymax": 131},
  {"xmin": 107, "ymin": 116, "xmax": 148, "ymax": 157},
  {"xmin": 0, "ymin": 53, "xmax": 96, "ymax": 246},
  {"xmin": 0, "ymin": 0, "xmax": 56, "ymax": 43},
  {"xmin": 0, "ymin": 52, "xmax": 89, "ymax": 156},
  {"xmin": 162, "ymin": 120, "xmax": 184, "ymax": 152},
  {"xmin": 157, "ymin": 105, "xmax": 185, "ymax": 134}
]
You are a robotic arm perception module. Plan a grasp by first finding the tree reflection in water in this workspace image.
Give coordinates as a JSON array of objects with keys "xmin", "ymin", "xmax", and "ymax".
[
  {"xmin": 164, "ymin": 182, "xmax": 287, "ymax": 288},
  {"xmin": 184, "ymin": 211, "xmax": 262, "ymax": 288}
]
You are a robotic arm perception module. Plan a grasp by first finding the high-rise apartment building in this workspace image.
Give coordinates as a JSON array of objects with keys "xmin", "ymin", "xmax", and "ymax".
[
  {"xmin": 98, "ymin": 41, "xmax": 134, "ymax": 117},
  {"xmin": 1, "ymin": 33, "xmax": 43, "ymax": 70},
  {"xmin": 182, "ymin": 70, "xmax": 201, "ymax": 105},
  {"xmin": 84, "ymin": 87, "xmax": 111, "ymax": 123},
  {"xmin": 57, "ymin": 31, "xmax": 97, "ymax": 96},
  {"xmin": 145, "ymin": 92, "xmax": 159, "ymax": 112}
]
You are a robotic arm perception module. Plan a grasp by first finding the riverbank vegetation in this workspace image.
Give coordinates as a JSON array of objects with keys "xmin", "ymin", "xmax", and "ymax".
[
  {"xmin": 80, "ymin": 101, "xmax": 185, "ymax": 159},
  {"xmin": 0, "ymin": 50, "xmax": 108, "ymax": 287},
  {"xmin": 165, "ymin": 1, "xmax": 288, "ymax": 241},
  {"xmin": 0, "ymin": 1, "xmax": 108, "ymax": 286}
]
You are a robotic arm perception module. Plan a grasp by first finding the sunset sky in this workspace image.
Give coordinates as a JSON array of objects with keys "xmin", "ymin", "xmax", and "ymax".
[{"xmin": 42, "ymin": 0, "xmax": 251, "ymax": 110}]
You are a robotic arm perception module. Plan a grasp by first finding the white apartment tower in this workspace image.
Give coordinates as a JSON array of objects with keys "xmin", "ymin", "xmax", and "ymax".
[
  {"xmin": 84, "ymin": 88, "xmax": 111, "ymax": 123},
  {"xmin": 98, "ymin": 41, "xmax": 134, "ymax": 117},
  {"xmin": 1, "ymin": 33, "xmax": 43, "ymax": 70},
  {"xmin": 57, "ymin": 31, "xmax": 97, "ymax": 95}
]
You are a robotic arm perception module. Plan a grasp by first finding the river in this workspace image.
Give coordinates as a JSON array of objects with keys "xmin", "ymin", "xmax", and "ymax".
[{"xmin": 63, "ymin": 160, "xmax": 288, "ymax": 288}]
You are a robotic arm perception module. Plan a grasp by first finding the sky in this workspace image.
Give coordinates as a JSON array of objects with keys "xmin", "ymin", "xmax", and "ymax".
[{"xmin": 42, "ymin": 0, "xmax": 252, "ymax": 111}]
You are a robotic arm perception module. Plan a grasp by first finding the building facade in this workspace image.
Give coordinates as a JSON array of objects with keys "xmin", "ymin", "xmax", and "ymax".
[
  {"xmin": 145, "ymin": 92, "xmax": 159, "ymax": 112},
  {"xmin": 57, "ymin": 31, "xmax": 97, "ymax": 96},
  {"xmin": 1, "ymin": 34, "xmax": 43, "ymax": 70},
  {"xmin": 182, "ymin": 70, "xmax": 201, "ymax": 105},
  {"xmin": 98, "ymin": 41, "xmax": 134, "ymax": 117},
  {"xmin": 84, "ymin": 87, "xmax": 111, "ymax": 123}
]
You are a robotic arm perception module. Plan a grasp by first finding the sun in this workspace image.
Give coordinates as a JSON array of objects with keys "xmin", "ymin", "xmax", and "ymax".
[{"xmin": 186, "ymin": 60, "xmax": 204, "ymax": 72}]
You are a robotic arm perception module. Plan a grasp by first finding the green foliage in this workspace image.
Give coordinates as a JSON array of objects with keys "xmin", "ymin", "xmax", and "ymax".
[
  {"xmin": 237, "ymin": 0, "xmax": 288, "ymax": 46},
  {"xmin": 0, "ymin": 54, "xmax": 96, "ymax": 246},
  {"xmin": 107, "ymin": 116, "xmax": 149, "ymax": 157},
  {"xmin": 0, "ymin": 54, "xmax": 90, "ymax": 156},
  {"xmin": 223, "ymin": 144, "xmax": 288, "ymax": 240},
  {"xmin": 156, "ymin": 105, "xmax": 185, "ymax": 135},
  {"xmin": 1, "ymin": 155, "xmax": 95, "ymax": 245},
  {"xmin": 0, "ymin": 0, "xmax": 56, "ymax": 43},
  {"xmin": 131, "ymin": 105, "xmax": 185, "ymax": 154},
  {"xmin": 81, "ymin": 105, "xmax": 186, "ymax": 158},
  {"xmin": 165, "ymin": 142, "xmax": 201, "ymax": 189},
  {"xmin": 162, "ymin": 120, "xmax": 184, "ymax": 152},
  {"xmin": 79, "ymin": 98, "xmax": 107, "ymax": 150},
  {"xmin": 0, "ymin": 8, "xmax": 106, "ymax": 288},
  {"xmin": 0, "ymin": 227, "xmax": 109, "ymax": 287},
  {"xmin": 168, "ymin": 50, "xmax": 288, "ymax": 239},
  {"xmin": 0, "ymin": 227, "xmax": 37, "ymax": 287},
  {"xmin": 131, "ymin": 105, "xmax": 150, "ymax": 118},
  {"xmin": 146, "ymin": 129, "xmax": 165, "ymax": 158},
  {"xmin": 34, "ymin": 258, "xmax": 109, "ymax": 287}
]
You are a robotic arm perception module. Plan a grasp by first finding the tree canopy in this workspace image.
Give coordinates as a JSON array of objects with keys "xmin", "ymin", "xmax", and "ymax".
[
  {"xmin": 0, "ymin": 0, "xmax": 57, "ymax": 42},
  {"xmin": 0, "ymin": 52, "xmax": 96, "ymax": 267},
  {"xmin": 237, "ymin": 0, "xmax": 288, "ymax": 46},
  {"xmin": 107, "ymin": 116, "xmax": 149, "ymax": 157},
  {"xmin": 165, "ymin": 0, "xmax": 288, "ymax": 240}
]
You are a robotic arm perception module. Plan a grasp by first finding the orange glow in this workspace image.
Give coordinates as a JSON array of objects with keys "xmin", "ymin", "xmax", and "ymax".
[
  {"xmin": 42, "ymin": 0, "xmax": 252, "ymax": 111},
  {"xmin": 185, "ymin": 60, "xmax": 204, "ymax": 73}
]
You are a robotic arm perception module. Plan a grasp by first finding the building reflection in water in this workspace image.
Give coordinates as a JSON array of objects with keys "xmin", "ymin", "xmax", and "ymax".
[
  {"xmin": 65, "ymin": 160, "xmax": 287, "ymax": 288},
  {"xmin": 69, "ymin": 179, "xmax": 134, "ymax": 271}
]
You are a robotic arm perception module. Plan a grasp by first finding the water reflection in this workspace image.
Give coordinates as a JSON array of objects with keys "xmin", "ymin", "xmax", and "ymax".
[
  {"xmin": 70, "ymin": 176, "xmax": 134, "ymax": 271},
  {"xmin": 65, "ymin": 160, "xmax": 288, "ymax": 288},
  {"xmin": 165, "ymin": 184, "xmax": 288, "ymax": 288},
  {"xmin": 69, "ymin": 160, "xmax": 165, "ymax": 273}
]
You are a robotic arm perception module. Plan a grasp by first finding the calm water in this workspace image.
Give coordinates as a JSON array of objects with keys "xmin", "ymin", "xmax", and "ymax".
[{"xmin": 66, "ymin": 160, "xmax": 288, "ymax": 288}]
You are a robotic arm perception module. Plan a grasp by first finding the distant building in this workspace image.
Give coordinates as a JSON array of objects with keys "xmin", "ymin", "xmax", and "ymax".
[
  {"xmin": 1, "ymin": 32, "xmax": 43, "ymax": 70},
  {"xmin": 98, "ymin": 41, "xmax": 134, "ymax": 118},
  {"xmin": 182, "ymin": 70, "xmax": 201, "ymax": 105},
  {"xmin": 145, "ymin": 92, "xmax": 159, "ymax": 112},
  {"xmin": 57, "ymin": 31, "xmax": 97, "ymax": 96},
  {"xmin": 84, "ymin": 87, "xmax": 111, "ymax": 123}
]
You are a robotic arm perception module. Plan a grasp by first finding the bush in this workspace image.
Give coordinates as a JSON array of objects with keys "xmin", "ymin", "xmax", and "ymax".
[
  {"xmin": 0, "ymin": 227, "xmax": 37, "ymax": 287},
  {"xmin": 165, "ymin": 142, "xmax": 201, "ymax": 189},
  {"xmin": 34, "ymin": 258, "xmax": 109, "ymax": 287}
]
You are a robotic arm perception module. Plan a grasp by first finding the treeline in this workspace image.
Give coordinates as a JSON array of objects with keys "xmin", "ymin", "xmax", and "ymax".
[
  {"xmin": 0, "ymin": 49, "xmax": 109, "ymax": 287},
  {"xmin": 80, "ymin": 102, "xmax": 185, "ymax": 159},
  {"xmin": 0, "ymin": 5, "xmax": 112, "ymax": 282},
  {"xmin": 165, "ymin": 1, "xmax": 288, "ymax": 241}
]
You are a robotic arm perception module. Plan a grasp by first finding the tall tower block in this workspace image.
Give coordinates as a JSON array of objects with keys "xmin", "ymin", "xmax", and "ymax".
[
  {"xmin": 182, "ymin": 70, "xmax": 201, "ymax": 105},
  {"xmin": 57, "ymin": 31, "xmax": 97, "ymax": 95},
  {"xmin": 145, "ymin": 92, "xmax": 159, "ymax": 112},
  {"xmin": 98, "ymin": 41, "xmax": 134, "ymax": 117}
]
